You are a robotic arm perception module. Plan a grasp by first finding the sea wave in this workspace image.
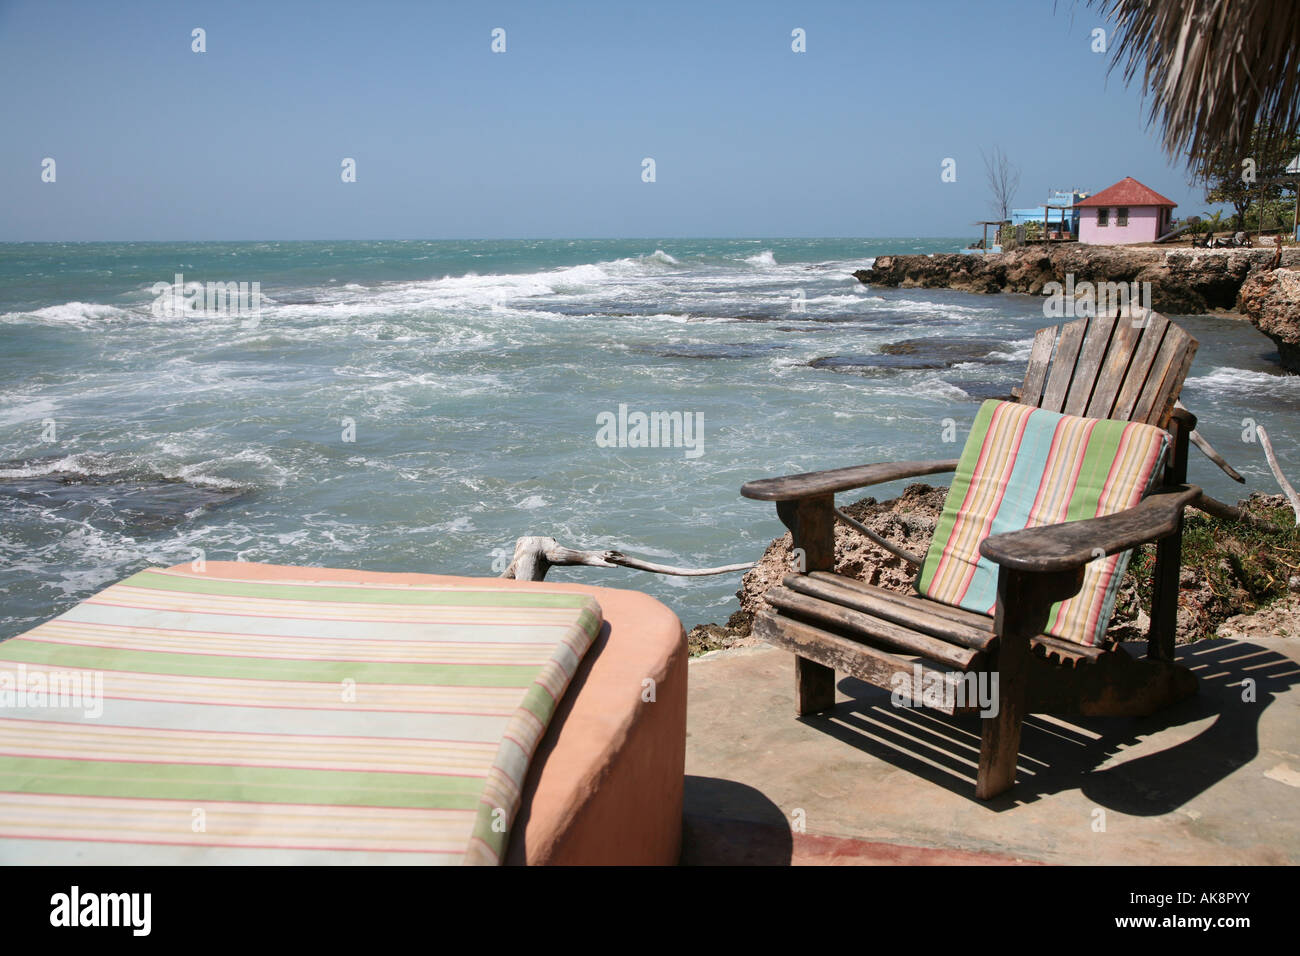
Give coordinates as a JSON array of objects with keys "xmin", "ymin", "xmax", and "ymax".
[
  {"xmin": 986, "ymin": 338, "xmax": 1037, "ymax": 361},
  {"xmin": 0, "ymin": 250, "xmax": 873, "ymax": 332},
  {"xmin": 0, "ymin": 301, "xmax": 131, "ymax": 327},
  {"xmin": 887, "ymin": 298, "xmax": 1002, "ymax": 317},
  {"xmin": 644, "ymin": 249, "xmax": 681, "ymax": 267},
  {"xmin": 0, "ymin": 453, "xmax": 253, "ymax": 491},
  {"xmin": 1186, "ymin": 366, "xmax": 1300, "ymax": 397}
]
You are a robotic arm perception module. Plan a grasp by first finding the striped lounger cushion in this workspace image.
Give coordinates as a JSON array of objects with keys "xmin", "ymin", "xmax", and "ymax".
[
  {"xmin": 918, "ymin": 399, "xmax": 1169, "ymax": 647},
  {"xmin": 0, "ymin": 566, "xmax": 602, "ymax": 865}
]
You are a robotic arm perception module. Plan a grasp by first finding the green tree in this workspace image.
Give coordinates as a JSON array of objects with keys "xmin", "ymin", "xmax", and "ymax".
[
  {"xmin": 1243, "ymin": 195, "xmax": 1294, "ymax": 232},
  {"xmin": 1195, "ymin": 125, "xmax": 1300, "ymax": 231},
  {"xmin": 1194, "ymin": 210, "xmax": 1223, "ymax": 235}
]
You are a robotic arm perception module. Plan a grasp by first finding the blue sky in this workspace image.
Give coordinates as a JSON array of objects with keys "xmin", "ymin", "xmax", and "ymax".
[{"xmin": 0, "ymin": 0, "xmax": 1214, "ymax": 240}]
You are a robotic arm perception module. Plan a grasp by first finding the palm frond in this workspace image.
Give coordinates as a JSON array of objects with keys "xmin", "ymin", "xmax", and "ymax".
[{"xmin": 1089, "ymin": 0, "xmax": 1300, "ymax": 166}]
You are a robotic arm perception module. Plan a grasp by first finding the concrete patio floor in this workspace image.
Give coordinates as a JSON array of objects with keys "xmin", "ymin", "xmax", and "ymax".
[{"xmin": 681, "ymin": 636, "xmax": 1300, "ymax": 865}]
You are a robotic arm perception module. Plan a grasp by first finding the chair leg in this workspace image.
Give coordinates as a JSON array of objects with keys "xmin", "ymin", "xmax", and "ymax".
[
  {"xmin": 775, "ymin": 494, "xmax": 837, "ymax": 718},
  {"xmin": 1149, "ymin": 417, "xmax": 1190, "ymax": 662},
  {"xmin": 976, "ymin": 685, "xmax": 1025, "ymax": 799},
  {"xmin": 977, "ymin": 566, "xmax": 1077, "ymax": 799},
  {"xmin": 794, "ymin": 656, "xmax": 835, "ymax": 716}
]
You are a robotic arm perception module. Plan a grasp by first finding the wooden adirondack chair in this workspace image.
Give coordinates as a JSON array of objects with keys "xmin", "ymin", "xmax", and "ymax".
[{"xmin": 741, "ymin": 312, "xmax": 1203, "ymax": 799}]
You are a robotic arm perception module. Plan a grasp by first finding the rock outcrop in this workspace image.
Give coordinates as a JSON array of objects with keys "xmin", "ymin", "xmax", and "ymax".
[
  {"xmin": 854, "ymin": 245, "xmax": 1300, "ymax": 318},
  {"xmin": 1238, "ymin": 268, "xmax": 1300, "ymax": 372}
]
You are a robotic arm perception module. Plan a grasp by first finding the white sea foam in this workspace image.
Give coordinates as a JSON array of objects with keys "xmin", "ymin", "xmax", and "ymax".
[
  {"xmin": 986, "ymin": 338, "xmax": 1036, "ymax": 361},
  {"xmin": 887, "ymin": 298, "xmax": 1000, "ymax": 317},
  {"xmin": 898, "ymin": 377, "xmax": 971, "ymax": 401},
  {"xmin": 0, "ymin": 399, "xmax": 60, "ymax": 428},
  {"xmin": 0, "ymin": 452, "xmax": 251, "ymax": 491},
  {"xmin": 1186, "ymin": 366, "xmax": 1300, "ymax": 396},
  {"xmin": 0, "ymin": 301, "xmax": 128, "ymax": 327},
  {"xmin": 219, "ymin": 251, "xmax": 813, "ymax": 326}
]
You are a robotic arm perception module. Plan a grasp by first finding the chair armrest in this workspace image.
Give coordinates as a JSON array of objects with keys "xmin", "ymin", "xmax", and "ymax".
[
  {"xmin": 741, "ymin": 459, "xmax": 959, "ymax": 502},
  {"xmin": 1170, "ymin": 403, "xmax": 1197, "ymax": 429},
  {"xmin": 979, "ymin": 485, "xmax": 1201, "ymax": 573}
]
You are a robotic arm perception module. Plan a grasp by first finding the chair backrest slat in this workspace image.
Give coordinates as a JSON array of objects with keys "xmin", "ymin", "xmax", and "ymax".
[
  {"xmin": 1038, "ymin": 319, "xmax": 1088, "ymax": 412},
  {"xmin": 1110, "ymin": 313, "xmax": 1171, "ymax": 422},
  {"xmin": 1019, "ymin": 326, "xmax": 1057, "ymax": 407},
  {"xmin": 1131, "ymin": 323, "xmax": 1198, "ymax": 425},
  {"xmin": 1063, "ymin": 314, "xmax": 1119, "ymax": 416},
  {"xmin": 1084, "ymin": 317, "xmax": 1144, "ymax": 419}
]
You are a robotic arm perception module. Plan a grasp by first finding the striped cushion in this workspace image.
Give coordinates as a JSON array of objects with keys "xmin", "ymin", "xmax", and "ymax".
[
  {"xmin": 0, "ymin": 566, "xmax": 602, "ymax": 865},
  {"xmin": 918, "ymin": 400, "xmax": 1168, "ymax": 647}
]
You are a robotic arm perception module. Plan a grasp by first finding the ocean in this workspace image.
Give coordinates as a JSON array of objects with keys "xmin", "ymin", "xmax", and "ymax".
[{"xmin": 2, "ymin": 238, "xmax": 1297, "ymax": 639}]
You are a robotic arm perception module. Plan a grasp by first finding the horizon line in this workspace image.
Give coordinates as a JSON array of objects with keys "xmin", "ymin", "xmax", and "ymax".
[{"xmin": 0, "ymin": 235, "xmax": 971, "ymax": 246}]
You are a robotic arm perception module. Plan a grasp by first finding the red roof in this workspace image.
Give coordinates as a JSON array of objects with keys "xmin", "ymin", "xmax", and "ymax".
[{"xmin": 1075, "ymin": 177, "xmax": 1176, "ymax": 208}]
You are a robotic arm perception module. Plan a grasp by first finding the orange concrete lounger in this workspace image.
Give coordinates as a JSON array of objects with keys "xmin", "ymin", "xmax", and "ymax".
[{"xmin": 187, "ymin": 563, "xmax": 689, "ymax": 866}]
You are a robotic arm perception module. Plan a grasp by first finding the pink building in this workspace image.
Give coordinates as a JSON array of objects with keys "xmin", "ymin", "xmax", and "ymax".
[{"xmin": 1076, "ymin": 177, "xmax": 1176, "ymax": 245}]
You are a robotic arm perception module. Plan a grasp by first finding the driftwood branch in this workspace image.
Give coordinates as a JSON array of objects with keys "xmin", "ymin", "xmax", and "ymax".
[
  {"xmin": 1257, "ymin": 425, "xmax": 1300, "ymax": 526},
  {"xmin": 1191, "ymin": 492, "xmax": 1278, "ymax": 530},
  {"xmin": 1188, "ymin": 429, "xmax": 1246, "ymax": 483},
  {"xmin": 501, "ymin": 535, "xmax": 754, "ymax": 582},
  {"xmin": 1176, "ymin": 401, "xmax": 1245, "ymax": 483}
]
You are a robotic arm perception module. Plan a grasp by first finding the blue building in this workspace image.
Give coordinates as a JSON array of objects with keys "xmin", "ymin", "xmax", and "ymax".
[{"xmin": 1009, "ymin": 189, "xmax": 1092, "ymax": 237}]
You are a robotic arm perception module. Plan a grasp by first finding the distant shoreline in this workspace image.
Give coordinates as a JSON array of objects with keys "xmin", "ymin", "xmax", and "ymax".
[{"xmin": 854, "ymin": 244, "xmax": 1298, "ymax": 317}]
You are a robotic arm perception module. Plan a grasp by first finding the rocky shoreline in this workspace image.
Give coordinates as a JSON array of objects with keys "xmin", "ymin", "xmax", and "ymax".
[
  {"xmin": 853, "ymin": 245, "xmax": 1300, "ymax": 372},
  {"xmin": 1238, "ymin": 268, "xmax": 1300, "ymax": 371},
  {"xmin": 687, "ymin": 484, "xmax": 1299, "ymax": 655}
]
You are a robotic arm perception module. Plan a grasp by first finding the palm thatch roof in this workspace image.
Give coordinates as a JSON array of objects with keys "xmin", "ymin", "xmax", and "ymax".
[{"xmin": 1089, "ymin": 0, "xmax": 1300, "ymax": 166}]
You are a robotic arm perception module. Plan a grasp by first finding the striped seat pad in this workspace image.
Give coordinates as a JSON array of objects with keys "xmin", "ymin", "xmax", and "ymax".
[
  {"xmin": 0, "ymin": 566, "xmax": 603, "ymax": 865},
  {"xmin": 918, "ymin": 400, "xmax": 1168, "ymax": 647}
]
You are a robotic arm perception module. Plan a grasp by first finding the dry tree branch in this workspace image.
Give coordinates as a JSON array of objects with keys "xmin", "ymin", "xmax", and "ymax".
[
  {"xmin": 1256, "ymin": 425, "xmax": 1300, "ymax": 525},
  {"xmin": 1192, "ymin": 491, "xmax": 1278, "ymax": 530},
  {"xmin": 981, "ymin": 145, "xmax": 1021, "ymax": 223}
]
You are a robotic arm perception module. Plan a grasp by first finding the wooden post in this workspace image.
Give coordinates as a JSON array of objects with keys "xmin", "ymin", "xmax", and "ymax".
[
  {"xmin": 1148, "ymin": 412, "xmax": 1192, "ymax": 661},
  {"xmin": 776, "ymin": 495, "xmax": 837, "ymax": 715}
]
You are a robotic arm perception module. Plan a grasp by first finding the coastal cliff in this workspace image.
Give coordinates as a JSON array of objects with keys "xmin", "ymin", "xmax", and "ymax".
[
  {"xmin": 854, "ymin": 245, "xmax": 1298, "ymax": 314},
  {"xmin": 1238, "ymin": 268, "xmax": 1300, "ymax": 372},
  {"xmin": 854, "ymin": 245, "xmax": 1300, "ymax": 371}
]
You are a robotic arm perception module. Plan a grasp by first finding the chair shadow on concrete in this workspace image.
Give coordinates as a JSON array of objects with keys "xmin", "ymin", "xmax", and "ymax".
[
  {"xmin": 680, "ymin": 777, "xmax": 795, "ymax": 864},
  {"xmin": 797, "ymin": 638, "xmax": 1299, "ymax": 813}
]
